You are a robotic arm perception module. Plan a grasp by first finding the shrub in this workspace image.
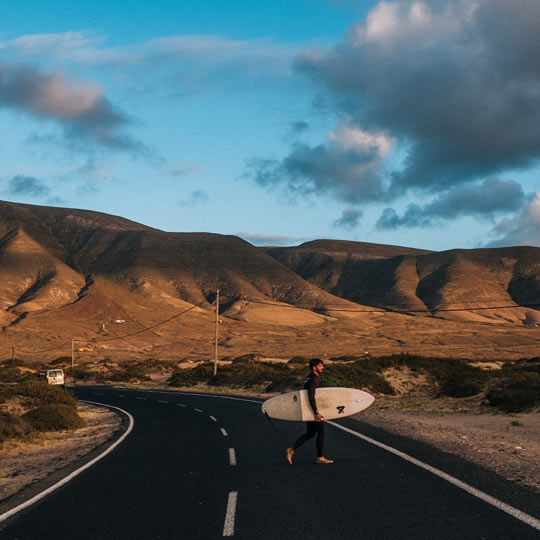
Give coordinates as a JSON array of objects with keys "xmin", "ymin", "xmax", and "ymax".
[
  {"xmin": 288, "ymin": 356, "xmax": 310, "ymax": 365},
  {"xmin": 0, "ymin": 366, "xmax": 33, "ymax": 383},
  {"xmin": 0, "ymin": 412, "xmax": 31, "ymax": 444},
  {"xmin": 13, "ymin": 381, "xmax": 77, "ymax": 407},
  {"xmin": 104, "ymin": 362, "xmax": 150, "ymax": 382},
  {"xmin": 169, "ymin": 364, "xmax": 213, "ymax": 386},
  {"xmin": 502, "ymin": 358, "xmax": 540, "ymax": 375},
  {"xmin": 22, "ymin": 404, "xmax": 86, "ymax": 432},
  {"xmin": 0, "ymin": 359, "xmax": 26, "ymax": 368},
  {"xmin": 231, "ymin": 354, "xmax": 265, "ymax": 364},
  {"xmin": 323, "ymin": 364, "xmax": 395, "ymax": 395},
  {"xmin": 330, "ymin": 355, "xmax": 363, "ymax": 363},
  {"xmin": 439, "ymin": 376, "xmax": 483, "ymax": 398},
  {"xmin": 486, "ymin": 374, "xmax": 540, "ymax": 412},
  {"xmin": 209, "ymin": 362, "xmax": 303, "ymax": 390},
  {"xmin": 50, "ymin": 356, "xmax": 71, "ymax": 366},
  {"xmin": 67, "ymin": 366, "xmax": 93, "ymax": 380}
]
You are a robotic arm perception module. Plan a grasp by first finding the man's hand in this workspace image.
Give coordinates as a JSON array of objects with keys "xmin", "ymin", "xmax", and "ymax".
[{"xmin": 315, "ymin": 413, "xmax": 324, "ymax": 422}]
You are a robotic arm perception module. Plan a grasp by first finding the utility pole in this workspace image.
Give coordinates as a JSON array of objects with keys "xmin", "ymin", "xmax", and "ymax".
[{"xmin": 213, "ymin": 289, "xmax": 220, "ymax": 377}]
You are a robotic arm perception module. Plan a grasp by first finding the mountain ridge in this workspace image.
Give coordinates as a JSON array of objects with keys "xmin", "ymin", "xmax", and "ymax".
[{"xmin": 2, "ymin": 200, "xmax": 540, "ymax": 361}]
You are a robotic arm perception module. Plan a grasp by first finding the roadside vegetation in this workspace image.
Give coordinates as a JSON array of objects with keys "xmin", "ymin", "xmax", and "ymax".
[
  {"xmin": 0, "ymin": 381, "xmax": 85, "ymax": 446},
  {"xmin": 2, "ymin": 354, "xmax": 539, "ymax": 414}
]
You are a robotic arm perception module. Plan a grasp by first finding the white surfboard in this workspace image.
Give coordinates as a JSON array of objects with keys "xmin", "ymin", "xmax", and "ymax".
[{"xmin": 262, "ymin": 387, "xmax": 374, "ymax": 422}]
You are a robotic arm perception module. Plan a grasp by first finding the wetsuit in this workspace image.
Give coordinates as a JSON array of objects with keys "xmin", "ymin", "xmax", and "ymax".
[{"xmin": 291, "ymin": 371, "xmax": 325, "ymax": 457}]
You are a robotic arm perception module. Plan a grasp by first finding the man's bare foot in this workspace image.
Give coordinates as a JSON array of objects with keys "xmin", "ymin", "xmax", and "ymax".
[
  {"xmin": 286, "ymin": 448, "xmax": 295, "ymax": 464},
  {"xmin": 316, "ymin": 457, "xmax": 334, "ymax": 464}
]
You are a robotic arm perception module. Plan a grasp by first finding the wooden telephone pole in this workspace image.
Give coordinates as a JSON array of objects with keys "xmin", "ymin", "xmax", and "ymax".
[{"xmin": 213, "ymin": 289, "xmax": 220, "ymax": 377}]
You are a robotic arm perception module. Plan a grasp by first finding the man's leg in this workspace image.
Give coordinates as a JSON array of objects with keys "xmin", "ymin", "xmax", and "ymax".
[
  {"xmin": 314, "ymin": 423, "xmax": 333, "ymax": 464},
  {"xmin": 287, "ymin": 422, "xmax": 316, "ymax": 463}
]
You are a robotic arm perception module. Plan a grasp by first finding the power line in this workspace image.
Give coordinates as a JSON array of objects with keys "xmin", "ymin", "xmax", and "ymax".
[{"xmin": 15, "ymin": 300, "xmax": 208, "ymax": 354}]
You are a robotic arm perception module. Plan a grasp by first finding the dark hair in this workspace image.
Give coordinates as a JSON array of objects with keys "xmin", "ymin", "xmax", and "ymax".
[{"xmin": 309, "ymin": 358, "xmax": 323, "ymax": 368}]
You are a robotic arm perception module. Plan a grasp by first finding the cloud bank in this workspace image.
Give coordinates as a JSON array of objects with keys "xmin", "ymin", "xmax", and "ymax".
[
  {"xmin": 0, "ymin": 61, "xmax": 142, "ymax": 152},
  {"xmin": 377, "ymin": 178, "xmax": 526, "ymax": 229},
  {"xmin": 250, "ymin": 0, "xmax": 540, "ymax": 229},
  {"xmin": 486, "ymin": 193, "xmax": 540, "ymax": 248}
]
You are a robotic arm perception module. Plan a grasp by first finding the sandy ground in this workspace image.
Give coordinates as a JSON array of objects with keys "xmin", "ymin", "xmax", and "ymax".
[
  {"xmin": 0, "ymin": 404, "xmax": 122, "ymax": 502},
  {"xmin": 358, "ymin": 406, "xmax": 540, "ymax": 493}
]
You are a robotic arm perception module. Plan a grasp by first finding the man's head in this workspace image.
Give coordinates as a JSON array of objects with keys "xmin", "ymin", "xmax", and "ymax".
[{"xmin": 309, "ymin": 358, "xmax": 324, "ymax": 374}]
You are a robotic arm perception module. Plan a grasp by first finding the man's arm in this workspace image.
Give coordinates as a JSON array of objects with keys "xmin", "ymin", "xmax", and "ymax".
[{"xmin": 307, "ymin": 376, "xmax": 323, "ymax": 421}]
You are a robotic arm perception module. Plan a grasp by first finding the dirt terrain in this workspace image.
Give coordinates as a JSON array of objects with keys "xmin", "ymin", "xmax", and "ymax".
[
  {"xmin": 3, "ymin": 200, "xmax": 540, "ymax": 363},
  {"xmin": 359, "ymin": 406, "xmax": 540, "ymax": 493},
  {"xmin": 0, "ymin": 403, "xmax": 122, "ymax": 502}
]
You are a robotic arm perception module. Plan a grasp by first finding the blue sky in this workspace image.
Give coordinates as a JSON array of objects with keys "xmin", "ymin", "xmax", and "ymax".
[{"xmin": 1, "ymin": 0, "xmax": 540, "ymax": 251}]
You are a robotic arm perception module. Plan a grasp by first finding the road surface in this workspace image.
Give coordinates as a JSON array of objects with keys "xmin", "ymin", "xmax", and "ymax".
[{"xmin": 1, "ymin": 386, "xmax": 539, "ymax": 539}]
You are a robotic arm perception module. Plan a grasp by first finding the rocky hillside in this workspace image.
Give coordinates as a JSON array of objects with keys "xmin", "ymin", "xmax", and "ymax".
[{"xmin": 1, "ymin": 200, "xmax": 540, "ymax": 361}]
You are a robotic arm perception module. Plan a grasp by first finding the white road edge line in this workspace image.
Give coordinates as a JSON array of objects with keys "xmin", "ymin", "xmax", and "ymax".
[
  {"xmin": 220, "ymin": 428, "xmax": 228, "ymax": 437},
  {"xmin": 0, "ymin": 400, "xmax": 134, "ymax": 524},
  {"xmin": 229, "ymin": 448, "xmax": 237, "ymax": 466},
  {"xmin": 223, "ymin": 491, "xmax": 238, "ymax": 537},
  {"xmin": 327, "ymin": 420, "xmax": 540, "ymax": 532},
  {"xmin": 210, "ymin": 416, "xmax": 218, "ymax": 422}
]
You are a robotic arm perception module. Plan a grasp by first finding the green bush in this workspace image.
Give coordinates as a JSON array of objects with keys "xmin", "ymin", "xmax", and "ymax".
[
  {"xmin": 50, "ymin": 356, "xmax": 71, "ymax": 366},
  {"xmin": 231, "ymin": 353, "xmax": 265, "ymax": 364},
  {"xmin": 502, "ymin": 358, "xmax": 540, "ymax": 375},
  {"xmin": 12, "ymin": 381, "xmax": 77, "ymax": 407},
  {"xmin": 101, "ymin": 362, "xmax": 150, "ymax": 382},
  {"xmin": 0, "ymin": 412, "xmax": 31, "ymax": 444},
  {"xmin": 329, "ymin": 355, "xmax": 363, "ymax": 363},
  {"xmin": 287, "ymin": 356, "xmax": 310, "ymax": 365},
  {"xmin": 22, "ymin": 404, "xmax": 86, "ymax": 432},
  {"xmin": 486, "ymin": 374, "xmax": 540, "ymax": 412},
  {"xmin": 0, "ymin": 366, "xmax": 33, "ymax": 383},
  {"xmin": 169, "ymin": 363, "xmax": 213, "ymax": 386},
  {"xmin": 0, "ymin": 359, "xmax": 26, "ymax": 368},
  {"xmin": 439, "ymin": 376, "xmax": 483, "ymax": 398},
  {"xmin": 323, "ymin": 364, "xmax": 395, "ymax": 395},
  {"xmin": 67, "ymin": 366, "xmax": 93, "ymax": 380}
]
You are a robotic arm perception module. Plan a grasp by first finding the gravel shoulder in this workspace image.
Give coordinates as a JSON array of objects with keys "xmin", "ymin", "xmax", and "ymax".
[
  {"xmin": 0, "ymin": 403, "xmax": 122, "ymax": 503},
  {"xmin": 358, "ymin": 406, "xmax": 540, "ymax": 493}
]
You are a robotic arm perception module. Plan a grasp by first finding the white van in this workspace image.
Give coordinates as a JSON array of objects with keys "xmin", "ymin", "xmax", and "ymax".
[{"xmin": 41, "ymin": 369, "xmax": 65, "ymax": 386}]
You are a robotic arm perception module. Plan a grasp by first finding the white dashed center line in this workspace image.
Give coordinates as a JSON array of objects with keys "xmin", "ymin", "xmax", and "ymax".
[
  {"xmin": 158, "ymin": 400, "xmax": 168, "ymax": 403},
  {"xmin": 220, "ymin": 428, "xmax": 228, "ymax": 437},
  {"xmin": 229, "ymin": 448, "xmax": 237, "ymax": 466},
  {"xmin": 209, "ymin": 416, "xmax": 218, "ymax": 422},
  {"xmin": 223, "ymin": 491, "xmax": 238, "ymax": 537},
  {"xmin": 177, "ymin": 403, "xmax": 186, "ymax": 407},
  {"xmin": 194, "ymin": 408, "xmax": 203, "ymax": 412},
  {"xmin": 136, "ymin": 397, "xmax": 146, "ymax": 400}
]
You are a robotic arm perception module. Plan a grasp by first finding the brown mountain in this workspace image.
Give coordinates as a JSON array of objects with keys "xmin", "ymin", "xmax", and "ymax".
[
  {"xmin": 1, "ymin": 200, "xmax": 540, "ymax": 361},
  {"xmin": 0, "ymin": 200, "xmax": 362, "ymax": 331},
  {"xmin": 264, "ymin": 241, "xmax": 540, "ymax": 325}
]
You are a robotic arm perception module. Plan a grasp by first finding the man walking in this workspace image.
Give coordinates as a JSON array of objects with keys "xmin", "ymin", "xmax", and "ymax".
[{"xmin": 286, "ymin": 358, "xmax": 333, "ymax": 464}]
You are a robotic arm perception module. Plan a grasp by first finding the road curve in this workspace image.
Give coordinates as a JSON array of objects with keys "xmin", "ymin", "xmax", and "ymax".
[{"xmin": 0, "ymin": 386, "xmax": 539, "ymax": 540}]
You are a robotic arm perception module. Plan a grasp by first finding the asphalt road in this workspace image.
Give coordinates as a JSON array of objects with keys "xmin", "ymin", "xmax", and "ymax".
[{"xmin": 1, "ymin": 386, "xmax": 539, "ymax": 540}]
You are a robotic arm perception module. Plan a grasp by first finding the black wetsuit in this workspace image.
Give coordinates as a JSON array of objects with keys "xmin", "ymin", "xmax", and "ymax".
[{"xmin": 291, "ymin": 371, "xmax": 325, "ymax": 457}]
